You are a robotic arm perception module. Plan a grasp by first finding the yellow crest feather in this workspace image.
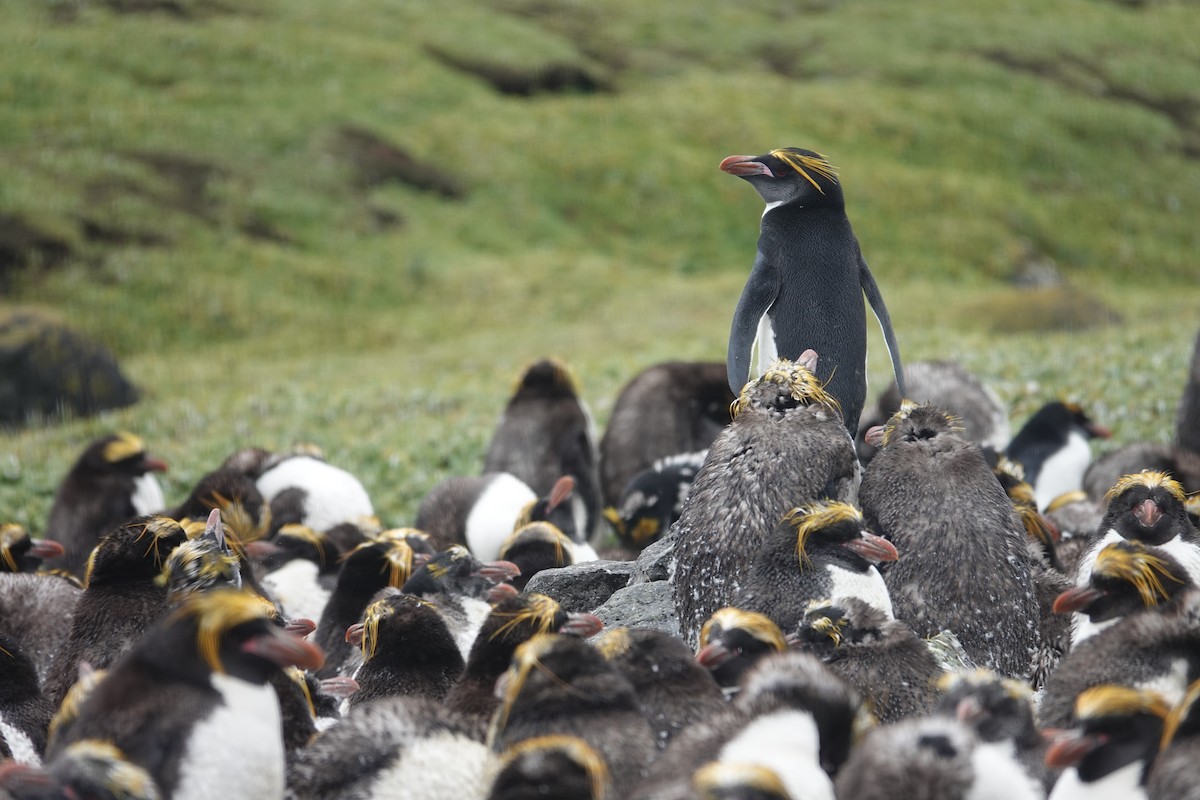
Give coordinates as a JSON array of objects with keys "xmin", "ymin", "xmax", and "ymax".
[
  {"xmin": 781, "ymin": 501, "xmax": 863, "ymax": 567},
  {"xmin": 699, "ymin": 608, "xmax": 787, "ymax": 652},
  {"xmin": 500, "ymin": 736, "xmax": 610, "ymax": 800},
  {"xmin": 102, "ymin": 432, "xmax": 146, "ymax": 463},
  {"xmin": 694, "ymin": 760, "xmax": 789, "ymax": 797},
  {"xmin": 768, "ymin": 148, "xmax": 838, "ymax": 194},
  {"xmin": 1092, "ymin": 542, "xmax": 1185, "ymax": 607},
  {"xmin": 169, "ymin": 589, "xmax": 274, "ymax": 674},
  {"xmin": 1105, "ymin": 470, "xmax": 1186, "ymax": 507},
  {"xmin": 1074, "ymin": 684, "xmax": 1171, "ymax": 722},
  {"xmin": 731, "ymin": 357, "xmax": 840, "ymax": 419},
  {"xmin": 488, "ymin": 593, "xmax": 562, "ymax": 642}
]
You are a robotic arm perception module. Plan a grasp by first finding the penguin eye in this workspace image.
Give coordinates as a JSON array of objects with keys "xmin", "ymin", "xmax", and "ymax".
[
  {"xmin": 917, "ymin": 734, "xmax": 958, "ymax": 759},
  {"xmin": 904, "ymin": 427, "xmax": 937, "ymax": 442}
]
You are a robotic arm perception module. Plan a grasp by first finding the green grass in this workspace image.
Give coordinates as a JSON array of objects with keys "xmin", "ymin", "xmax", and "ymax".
[{"xmin": 2, "ymin": 0, "xmax": 1199, "ymax": 532}]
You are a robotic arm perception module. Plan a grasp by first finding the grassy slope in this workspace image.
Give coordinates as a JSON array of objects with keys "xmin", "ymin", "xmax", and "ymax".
[{"xmin": 2, "ymin": 0, "xmax": 1199, "ymax": 530}]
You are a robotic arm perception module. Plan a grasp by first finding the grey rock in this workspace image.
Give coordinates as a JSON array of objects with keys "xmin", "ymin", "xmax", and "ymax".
[
  {"xmin": 629, "ymin": 531, "xmax": 675, "ymax": 584},
  {"xmin": 592, "ymin": 581, "xmax": 679, "ymax": 639},
  {"xmin": 523, "ymin": 559, "xmax": 634, "ymax": 613}
]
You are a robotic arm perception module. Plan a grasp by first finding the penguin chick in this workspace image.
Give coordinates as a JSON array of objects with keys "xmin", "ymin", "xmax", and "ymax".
[
  {"xmin": 934, "ymin": 669, "xmax": 1052, "ymax": 792},
  {"xmin": 287, "ymin": 695, "xmax": 489, "ymax": 800},
  {"xmin": 345, "ymin": 591, "xmax": 464, "ymax": 706},
  {"xmin": 1006, "ymin": 401, "xmax": 1111, "ymax": 512},
  {"xmin": 14, "ymin": 739, "xmax": 163, "ymax": 800},
  {"xmin": 1076, "ymin": 470, "xmax": 1200, "ymax": 589},
  {"xmin": 487, "ymin": 735, "xmax": 612, "ymax": 800},
  {"xmin": 696, "ymin": 608, "xmax": 788, "ymax": 692},
  {"xmin": 835, "ymin": 713, "xmax": 1044, "ymax": 800},
  {"xmin": 445, "ymin": 592, "xmax": 603, "ymax": 740},
  {"xmin": 1055, "ymin": 540, "xmax": 1192, "ymax": 647},
  {"xmin": 598, "ymin": 361, "xmax": 733, "ymax": 508},
  {"xmin": 672, "ymin": 357, "xmax": 861, "ymax": 646},
  {"xmin": 498, "ymin": 522, "xmax": 576, "ymax": 591},
  {"xmin": 1043, "ymin": 491, "xmax": 1105, "ymax": 578},
  {"xmin": 856, "ymin": 359, "xmax": 1009, "ymax": 465},
  {"xmin": 795, "ymin": 598, "xmax": 943, "ymax": 724},
  {"xmin": 1038, "ymin": 587, "xmax": 1200, "ymax": 730},
  {"xmin": 734, "ymin": 501, "xmax": 897, "ymax": 633},
  {"xmin": 483, "ymin": 358, "xmax": 602, "ymax": 541},
  {"xmin": 43, "ymin": 515, "xmax": 188, "ymax": 706},
  {"xmin": 255, "ymin": 452, "xmax": 374, "ymax": 537},
  {"xmin": 488, "ymin": 633, "xmax": 656, "ymax": 798},
  {"xmin": 1045, "ymin": 684, "xmax": 1168, "ymax": 800},
  {"xmin": 720, "ymin": 147, "xmax": 905, "ymax": 436},
  {"xmin": 313, "ymin": 535, "xmax": 418, "ymax": 678},
  {"xmin": 994, "ymin": 456, "xmax": 1065, "ymax": 573},
  {"xmin": 0, "ymin": 634, "xmax": 53, "ymax": 766},
  {"xmin": 401, "ymin": 544, "xmax": 521, "ymax": 659},
  {"xmin": 42, "ymin": 433, "xmax": 168, "ymax": 578},
  {"xmin": 1147, "ymin": 677, "xmax": 1200, "ymax": 800},
  {"xmin": 859, "ymin": 401, "xmax": 1042, "ymax": 679},
  {"xmin": 596, "ymin": 627, "xmax": 726, "ymax": 749},
  {"xmin": 605, "ymin": 451, "xmax": 707, "ymax": 553},
  {"xmin": 165, "ymin": 468, "xmax": 271, "ymax": 545},
  {"xmin": 0, "ymin": 572, "xmax": 80, "ymax": 689},
  {"xmin": 48, "ymin": 589, "xmax": 323, "ymax": 800},
  {"xmin": 0, "ymin": 524, "xmax": 64, "ymax": 575}
]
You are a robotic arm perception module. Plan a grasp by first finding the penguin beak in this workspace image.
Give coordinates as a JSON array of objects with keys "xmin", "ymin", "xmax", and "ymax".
[
  {"xmin": 696, "ymin": 641, "xmax": 736, "ymax": 670},
  {"xmin": 475, "ymin": 560, "xmax": 521, "ymax": 583},
  {"xmin": 317, "ymin": 676, "xmax": 360, "ymax": 700},
  {"xmin": 719, "ymin": 155, "xmax": 774, "ymax": 178},
  {"xmin": 1134, "ymin": 499, "xmax": 1163, "ymax": 528},
  {"xmin": 345, "ymin": 622, "xmax": 365, "ymax": 646},
  {"xmin": 242, "ymin": 627, "xmax": 325, "ymax": 671},
  {"xmin": 843, "ymin": 531, "xmax": 899, "ymax": 563},
  {"xmin": 864, "ymin": 425, "xmax": 887, "ymax": 447},
  {"xmin": 1085, "ymin": 422, "xmax": 1112, "ymax": 439},
  {"xmin": 28, "ymin": 539, "xmax": 65, "ymax": 560},
  {"xmin": 284, "ymin": 617, "xmax": 317, "ymax": 638},
  {"xmin": 487, "ymin": 582, "xmax": 520, "ymax": 603},
  {"xmin": 142, "ymin": 456, "xmax": 169, "ymax": 472},
  {"xmin": 955, "ymin": 696, "xmax": 986, "ymax": 726},
  {"xmin": 1044, "ymin": 731, "xmax": 1107, "ymax": 769},
  {"xmin": 1052, "ymin": 586, "xmax": 1104, "ymax": 615},
  {"xmin": 560, "ymin": 612, "xmax": 604, "ymax": 638}
]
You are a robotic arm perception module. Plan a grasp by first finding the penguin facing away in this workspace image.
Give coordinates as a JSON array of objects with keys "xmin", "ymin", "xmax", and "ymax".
[
  {"xmin": 720, "ymin": 147, "xmax": 905, "ymax": 434},
  {"xmin": 1147, "ymin": 677, "xmax": 1200, "ymax": 800}
]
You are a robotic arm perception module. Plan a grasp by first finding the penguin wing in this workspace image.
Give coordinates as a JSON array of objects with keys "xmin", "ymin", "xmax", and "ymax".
[
  {"xmin": 727, "ymin": 250, "xmax": 781, "ymax": 394},
  {"xmin": 858, "ymin": 254, "xmax": 905, "ymax": 397}
]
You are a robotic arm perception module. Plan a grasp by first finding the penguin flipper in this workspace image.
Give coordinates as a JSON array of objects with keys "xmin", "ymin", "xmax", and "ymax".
[
  {"xmin": 727, "ymin": 253, "xmax": 781, "ymax": 395},
  {"xmin": 859, "ymin": 256, "xmax": 905, "ymax": 397}
]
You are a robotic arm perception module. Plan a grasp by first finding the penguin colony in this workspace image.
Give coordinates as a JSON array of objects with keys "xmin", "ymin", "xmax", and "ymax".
[{"xmin": 2, "ymin": 153, "xmax": 1200, "ymax": 800}]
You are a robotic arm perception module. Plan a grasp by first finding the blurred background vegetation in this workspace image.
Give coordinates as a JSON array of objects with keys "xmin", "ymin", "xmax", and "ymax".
[{"xmin": 2, "ymin": 0, "xmax": 1198, "ymax": 530}]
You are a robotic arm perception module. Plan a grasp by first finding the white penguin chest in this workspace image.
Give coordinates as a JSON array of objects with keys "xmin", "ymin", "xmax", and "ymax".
[
  {"xmin": 1034, "ymin": 432, "xmax": 1091, "ymax": 511},
  {"xmin": 749, "ymin": 312, "xmax": 780, "ymax": 385},
  {"xmin": 261, "ymin": 559, "xmax": 329, "ymax": 625},
  {"xmin": 827, "ymin": 563, "xmax": 894, "ymax": 619},
  {"xmin": 131, "ymin": 474, "xmax": 165, "ymax": 516},
  {"xmin": 365, "ymin": 731, "xmax": 490, "ymax": 800},
  {"xmin": 256, "ymin": 456, "xmax": 374, "ymax": 534},
  {"xmin": 718, "ymin": 710, "xmax": 834, "ymax": 800},
  {"xmin": 173, "ymin": 675, "xmax": 284, "ymax": 800},
  {"xmin": 464, "ymin": 474, "xmax": 535, "ymax": 561},
  {"xmin": 966, "ymin": 740, "xmax": 1043, "ymax": 800},
  {"xmin": 0, "ymin": 715, "xmax": 40, "ymax": 766},
  {"xmin": 1048, "ymin": 761, "xmax": 1146, "ymax": 800}
]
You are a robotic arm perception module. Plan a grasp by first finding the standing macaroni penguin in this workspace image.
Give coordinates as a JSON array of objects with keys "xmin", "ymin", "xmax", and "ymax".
[{"xmin": 720, "ymin": 147, "xmax": 905, "ymax": 434}]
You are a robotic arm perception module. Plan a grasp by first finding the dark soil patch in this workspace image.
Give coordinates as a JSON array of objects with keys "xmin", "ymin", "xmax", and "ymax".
[
  {"xmin": 332, "ymin": 126, "xmax": 467, "ymax": 199},
  {"xmin": 426, "ymin": 45, "xmax": 612, "ymax": 97},
  {"xmin": 0, "ymin": 213, "xmax": 74, "ymax": 289}
]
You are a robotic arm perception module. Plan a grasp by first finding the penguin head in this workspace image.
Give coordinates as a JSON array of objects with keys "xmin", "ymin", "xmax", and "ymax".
[
  {"xmin": 719, "ymin": 147, "xmax": 841, "ymax": 208},
  {"xmin": 83, "ymin": 515, "xmax": 188, "ymax": 588},
  {"xmin": 934, "ymin": 669, "xmax": 1037, "ymax": 746},
  {"xmin": 471, "ymin": 591, "xmax": 602, "ymax": 675},
  {"xmin": 515, "ymin": 476, "xmax": 580, "ymax": 542},
  {"xmin": 1102, "ymin": 470, "xmax": 1191, "ymax": 546},
  {"xmin": 48, "ymin": 739, "xmax": 163, "ymax": 800},
  {"xmin": 158, "ymin": 514, "xmax": 243, "ymax": 605},
  {"xmin": 697, "ymin": 607, "xmax": 789, "ymax": 689},
  {"xmin": 597, "ymin": 626, "xmax": 713, "ymax": 690},
  {"xmin": 835, "ymin": 715, "xmax": 976, "ymax": 799},
  {"xmin": 173, "ymin": 468, "xmax": 271, "ymax": 544},
  {"xmin": 258, "ymin": 524, "xmax": 333, "ymax": 571},
  {"xmin": 795, "ymin": 598, "xmax": 893, "ymax": 653},
  {"xmin": 377, "ymin": 526, "xmax": 436, "ymax": 555},
  {"xmin": 80, "ymin": 432, "xmax": 169, "ymax": 478},
  {"xmin": 350, "ymin": 591, "xmax": 453, "ymax": 663},
  {"xmin": 1054, "ymin": 540, "xmax": 1189, "ymax": 622},
  {"xmin": 692, "ymin": 761, "xmax": 792, "ymax": 800},
  {"xmin": 401, "ymin": 544, "xmax": 520, "ymax": 598},
  {"xmin": 336, "ymin": 535, "xmax": 418, "ymax": 592},
  {"xmin": 867, "ymin": 401, "xmax": 963, "ymax": 452},
  {"xmin": 607, "ymin": 456, "xmax": 703, "ymax": 550},
  {"xmin": 1022, "ymin": 401, "xmax": 1112, "ymax": 445},
  {"xmin": 779, "ymin": 501, "xmax": 898, "ymax": 572},
  {"xmin": 731, "ymin": 358, "xmax": 840, "ymax": 420},
  {"xmin": 164, "ymin": 588, "xmax": 324, "ymax": 684},
  {"xmin": 0, "ymin": 522, "xmax": 63, "ymax": 572},
  {"xmin": 490, "ymin": 735, "xmax": 611, "ymax": 800},
  {"xmin": 510, "ymin": 358, "xmax": 582, "ymax": 401},
  {"xmin": 1046, "ymin": 684, "xmax": 1169, "ymax": 784},
  {"xmin": 499, "ymin": 522, "xmax": 574, "ymax": 590}
]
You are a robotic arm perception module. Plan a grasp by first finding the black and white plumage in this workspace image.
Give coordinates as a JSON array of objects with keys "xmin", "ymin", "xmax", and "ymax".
[
  {"xmin": 483, "ymin": 358, "xmax": 602, "ymax": 541},
  {"xmin": 166, "ymin": 467, "xmax": 271, "ymax": 546},
  {"xmin": 834, "ymin": 712, "xmax": 1045, "ymax": 800},
  {"xmin": 256, "ymin": 524, "xmax": 340, "ymax": 625},
  {"xmin": 605, "ymin": 451, "xmax": 707, "ymax": 553},
  {"xmin": 1177, "ymin": 328, "xmax": 1200, "ymax": 457},
  {"xmin": 1045, "ymin": 684, "xmax": 1167, "ymax": 800},
  {"xmin": 795, "ymin": 599, "xmax": 943, "ymax": 724},
  {"xmin": 488, "ymin": 634, "xmax": 656, "ymax": 799},
  {"xmin": 42, "ymin": 432, "xmax": 168, "ymax": 578},
  {"xmin": 287, "ymin": 695, "xmax": 490, "ymax": 800},
  {"xmin": 43, "ymin": 515, "xmax": 188, "ymax": 706},
  {"xmin": 596, "ymin": 627, "xmax": 725, "ymax": 750},
  {"xmin": 598, "ymin": 361, "xmax": 734, "ymax": 508},
  {"xmin": 256, "ymin": 452, "xmax": 374, "ymax": 537},
  {"xmin": 695, "ymin": 608, "xmax": 789, "ymax": 692},
  {"xmin": 672, "ymin": 358, "xmax": 861, "ymax": 646},
  {"xmin": 859, "ymin": 402, "xmax": 1042, "ymax": 679},
  {"xmin": 1006, "ymin": 402, "xmax": 1112, "ymax": 511},
  {"xmin": 47, "ymin": 589, "xmax": 324, "ymax": 800},
  {"xmin": 857, "ymin": 359, "xmax": 1010, "ymax": 464},
  {"xmin": 720, "ymin": 147, "xmax": 904, "ymax": 435},
  {"xmin": 0, "ymin": 634, "xmax": 53, "ymax": 766},
  {"xmin": 497, "ymin": 522, "xmax": 577, "ymax": 591},
  {"xmin": 733, "ymin": 501, "xmax": 897, "ymax": 634},
  {"xmin": 0, "ymin": 524, "xmax": 63, "ymax": 575}
]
